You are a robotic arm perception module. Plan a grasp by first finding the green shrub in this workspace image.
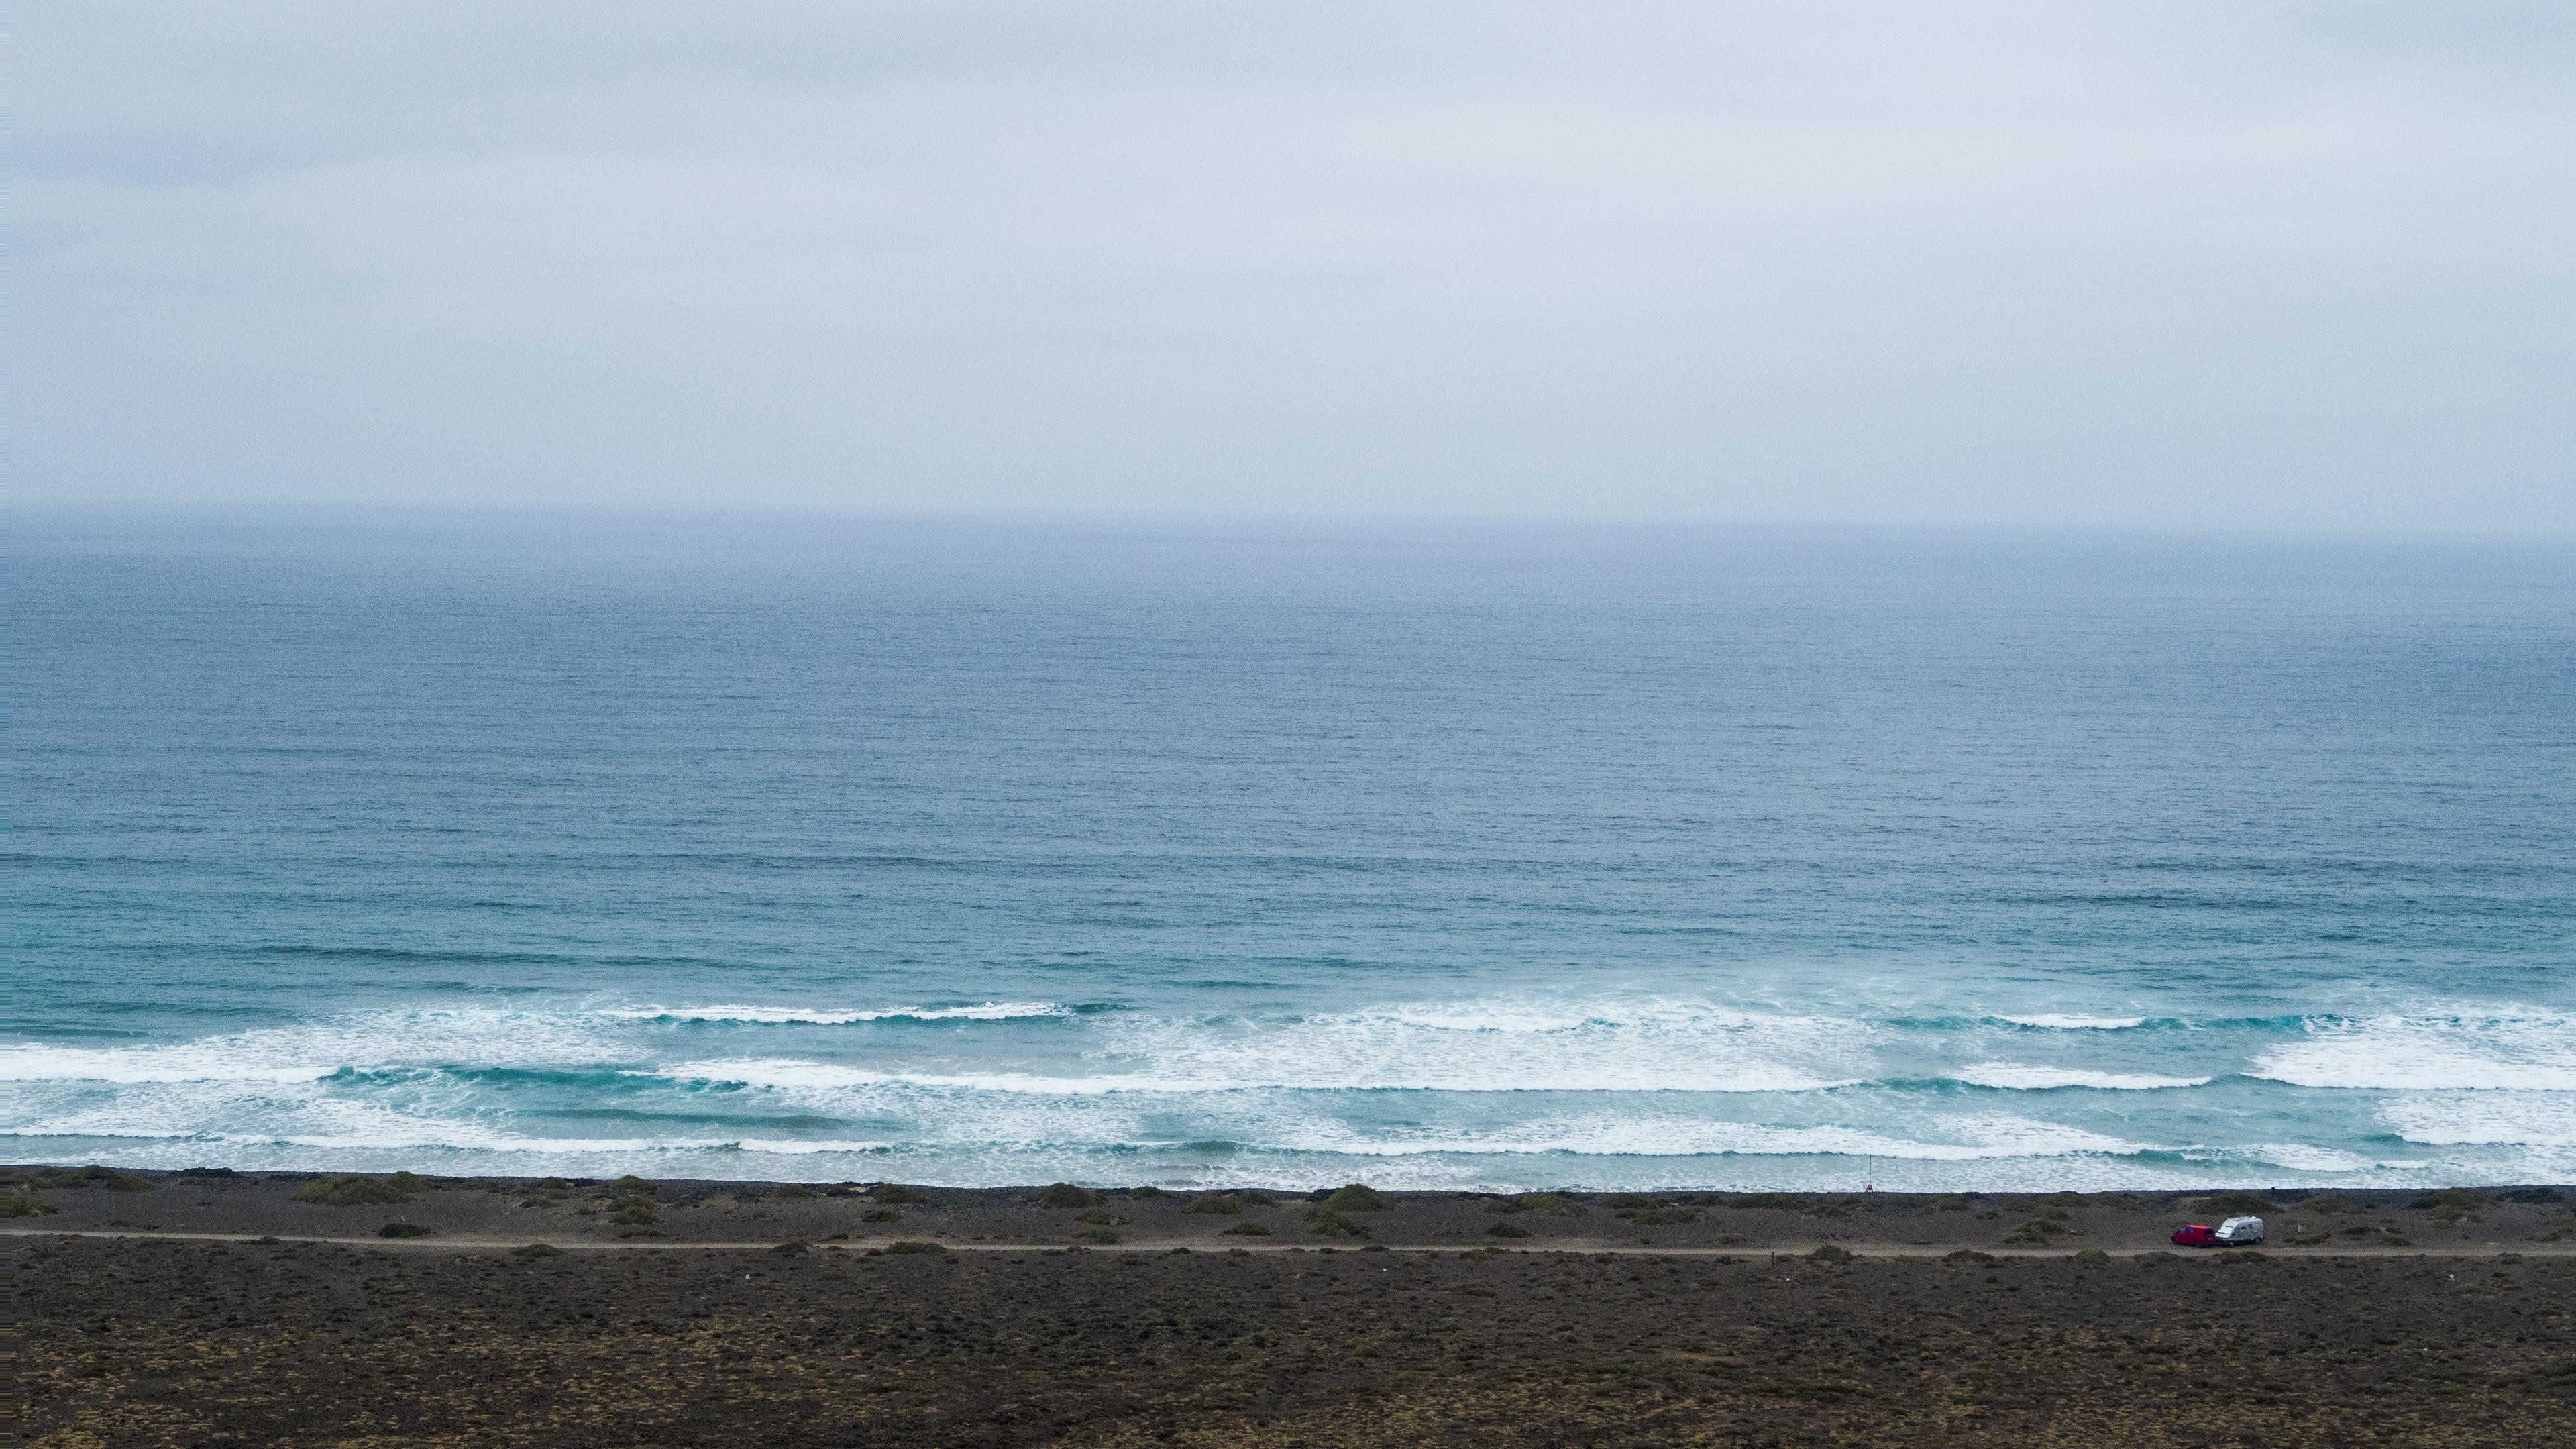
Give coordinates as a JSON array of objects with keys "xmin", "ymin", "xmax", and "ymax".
[
  {"xmin": 1316, "ymin": 1183, "xmax": 1392, "ymax": 1212},
  {"xmin": 1236, "ymin": 1189, "xmax": 1279, "ymax": 1206},
  {"xmin": 1618, "ymin": 1205, "xmax": 1705, "ymax": 1225},
  {"xmin": 1305, "ymin": 1208, "xmax": 1371, "ymax": 1238},
  {"xmin": 2, "ymin": 1194, "xmax": 61, "ymax": 1219},
  {"xmin": 883, "ymin": 1240, "xmax": 949, "ymax": 1255},
  {"xmin": 2298, "ymin": 1193, "xmax": 2357, "ymax": 1214},
  {"xmin": 870, "ymin": 1184, "xmax": 928, "ymax": 1205},
  {"xmin": 292, "ymin": 1172, "xmax": 429, "ymax": 1207},
  {"xmin": 862, "ymin": 1208, "xmax": 903, "ymax": 1222},
  {"xmin": 1181, "ymin": 1194, "xmax": 1243, "ymax": 1215},
  {"xmin": 605, "ymin": 1175, "xmax": 658, "ymax": 1197},
  {"xmin": 609, "ymin": 1204, "xmax": 661, "ymax": 1226},
  {"xmin": 2073, "ymin": 1247, "xmax": 2109, "ymax": 1265},
  {"xmin": 1943, "ymin": 1249, "xmax": 1994, "ymax": 1263},
  {"xmin": 1513, "ymin": 1193, "xmax": 1585, "ymax": 1217},
  {"xmin": 2411, "ymin": 1188, "xmax": 2490, "ymax": 1210},
  {"xmin": 1036, "ymin": 1183, "xmax": 1102, "ymax": 1209},
  {"xmin": 1931, "ymin": 1194, "xmax": 1970, "ymax": 1211},
  {"xmin": 1485, "ymin": 1222, "xmax": 1532, "ymax": 1238},
  {"xmin": 2002, "ymin": 1219, "xmax": 2069, "ymax": 1244},
  {"xmin": 514, "ymin": 1242, "xmax": 562, "ymax": 1258},
  {"xmin": 769, "ymin": 1184, "xmax": 814, "ymax": 1200},
  {"xmin": 1602, "ymin": 1193, "xmax": 1652, "ymax": 1210},
  {"xmin": 377, "ymin": 1222, "xmax": 433, "ymax": 1238},
  {"xmin": 1809, "ymin": 1244, "xmax": 1854, "ymax": 1263},
  {"xmin": 2532, "ymin": 1218, "xmax": 2576, "ymax": 1243},
  {"xmin": 30, "ymin": 1165, "xmax": 151, "ymax": 1193},
  {"xmin": 1079, "ymin": 1229, "xmax": 1120, "ymax": 1244},
  {"xmin": 1729, "ymin": 1193, "xmax": 1807, "ymax": 1212},
  {"xmin": 771, "ymin": 1239, "xmax": 809, "ymax": 1254},
  {"xmin": 1223, "ymin": 1221, "xmax": 1272, "ymax": 1236}
]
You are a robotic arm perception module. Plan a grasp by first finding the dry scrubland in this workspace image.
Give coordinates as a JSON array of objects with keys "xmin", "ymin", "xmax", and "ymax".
[{"xmin": 13, "ymin": 1168, "xmax": 2576, "ymax": 1448}]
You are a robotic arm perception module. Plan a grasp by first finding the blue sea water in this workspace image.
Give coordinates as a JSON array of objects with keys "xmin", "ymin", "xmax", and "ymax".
[{"xmin": 10, "ymin": 511, "xmax": 2573, "ymax": 1190}]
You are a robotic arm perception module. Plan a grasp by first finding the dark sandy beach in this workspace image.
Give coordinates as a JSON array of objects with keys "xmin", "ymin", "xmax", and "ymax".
[{"xmin": 15, "ymin": 1168, "xmax": 2576, "ymax": 1446}]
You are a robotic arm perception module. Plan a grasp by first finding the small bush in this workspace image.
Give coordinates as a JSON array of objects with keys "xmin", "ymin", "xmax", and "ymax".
[
  {"xmin": 1306, "ymin": 1208, "xmax": 1372, "ymax": 1237},
  {"xmin": 870, "ymin": 1184, "xmax": 928, "ymax": 1205},
  {"xmin": 1235, "ymin": 1189, "xmax": 1279, "ymax": 1205},
  {"xmin": 1079, "ymin": 1229, "xmax": 1120, "ymax": 1244},
  {"xmin": 1182, "ymin": 1195, "xmax": 1243, "ymax": 1215},
  {"xmin": 1729, "ymin": 1193, "xmax": 1807, "ymax": 1212},
  {"xmin": 605, "ymin": 1175, "xmax": 658, "ymax": 1197},
  {"xmin": 1224, "ymin": 1221, "xmax": 1272, "ymax": 1236},
  {"xmin": 1809, "ymin": 1244, "xmax": 1853, "ymax": 1263},
  {"xmin": 2073, "ymin": 1247, "xmax": 2109, "ymax": 1265},
  {"xmin": 1603, "ymin": 1193, "xmax": 1652, "ymax": 1210},
  {"xmin": 292, "ymin": 1173, "xmax": 429, "ymax": 1207},
  {"xmin": 2002, "ymin": 1219, "xmax": 2069, "ymax": 1244},
  {"xmin": 1131, "ymin": 1185, "xmax": 1167, "ymax": 1198},
  {"xmin": 1943, "ymin": 1249, "xmax": 1994, "ymax": 1263},
  {"xmin": 769, "ymin": 1184, "xmax": 814, "ymax": 1200},
  {"xmin": 1513, "ymin": 1193, "xmax": 1585, "ymax": 1217},
  {"xmin": 2298, "ymin": 1194, "xmax": 2357, "ymax": 1214},
  {"xmin": 1485, "ymin": 1222, "xmax": 1532, "ymax": 1238},
  {"xmin": 2530, "ymin": 1219, "xmax": 2576, "ymax": 1243},
  {"xmin": 861, "ymin": 1208, "xmax": 902, "ymax": 1222},
  {"xmin": 2498, "ymin": 1187, "xmax": 2563, "ymax": 1205},
  {"xmin": 609, "ymin": 1204, "xmax": 661, "ymax": 1226},
  {"xmin": 2, "ymin": 1194, "xmax": 62, "ymax": 1219},
  {"xmin": 883, "ymin": 1240, "xmax": 949, "ymax": 1255},
  {"xmin": 377, "ymin": 1221, "xmax": 433, "ymax": 1238},
  {"xmin": 2412, "ymin": 1188, "xmax": 2490, "ymax": 1210},
  {"xmin": 31, "ymin": 1165, "xmax": 152, "ymax": 1193},
  {"xmin": 514, "ymin": 1242, "xmax": 563, "ymax": 1258},
  {"xmin": 1036, "ymin": 1183, "xmax": 1102, "ymax": 1210},
  {"xmin": 2041, "ymin": 1191, "xmax": 2085, "ymax": 1208},
  {"xmin": 1317, "ymin": 1183, "xmax": 1392, "ymax": 1212},
  {"xmin": 772, "ymin": 1239, "xmax": 809, "ymax": 1254},
  {"xmin": 1931, "ymin": 1194, "xmax": 1970, "ymax": 1212},
  {"xmin": 2192, "ymin": 1192, "xmax": 2272, "ymax": 1216},
  {"xmin": 1619, "ymin": 1205, "xmax": 1705, "ymax": 1225}
]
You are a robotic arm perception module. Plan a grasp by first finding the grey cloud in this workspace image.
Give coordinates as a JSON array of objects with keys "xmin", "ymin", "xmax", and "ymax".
[{"xmin": 15, "ymin": 2, "xmax": 2573, "ymax": 528}]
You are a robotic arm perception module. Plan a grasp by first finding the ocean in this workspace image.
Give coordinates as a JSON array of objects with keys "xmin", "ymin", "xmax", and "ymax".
[{"xmin": 11, "ymin": 512, "xmax": 2573, "ymax": 1191}]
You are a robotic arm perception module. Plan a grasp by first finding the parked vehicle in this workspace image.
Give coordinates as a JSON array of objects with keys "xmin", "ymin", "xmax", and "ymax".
[
  {"xmin": 2172, "ymin": 1223, "xmax": 2219, "ymax": 1246},
  {"xmin": 2215, "ymin": 1215, "xmax": 2265, "ymax": 1245}
]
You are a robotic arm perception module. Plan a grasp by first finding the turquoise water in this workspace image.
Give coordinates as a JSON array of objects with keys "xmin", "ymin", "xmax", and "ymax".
[{"xmin": 10, "ymin": 513, "xmax": 2573, "ymax": 1189}]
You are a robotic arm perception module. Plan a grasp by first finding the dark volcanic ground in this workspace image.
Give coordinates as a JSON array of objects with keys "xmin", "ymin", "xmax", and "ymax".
[{"xmin": 15, "ymin": 1170, "xmax": 2576, "ymax": 1447}]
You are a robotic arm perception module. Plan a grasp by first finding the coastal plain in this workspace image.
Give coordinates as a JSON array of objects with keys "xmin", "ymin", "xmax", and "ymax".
[{"xmin": 14, "ymin": 1169, "xmax": 2576, "ymax": 1447}]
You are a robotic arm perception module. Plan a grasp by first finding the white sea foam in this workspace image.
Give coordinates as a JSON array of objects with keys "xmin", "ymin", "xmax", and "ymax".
[
  {"xmin": 2378, "ymin": 1091, "xmax": 2576, "ymax": 1148},
  {"xmin": 2247, "ymin": 1010, "xmax": 2576, "ymax": 1091},
  {"xmin": 2002, "ymin": 1014, "xmax": 2147, "ymax": 1030},
  {"xmin": 1948, "ymin": 1062, "xmax": 2210, "ymax": 1091},
  {"xmin": 597, "ymin": 1002, "xmax": 1068, "ymax": 1025},
  {"xmin": 0, "ymin": 1008, "xmax": 616, "ymax": 1085}
]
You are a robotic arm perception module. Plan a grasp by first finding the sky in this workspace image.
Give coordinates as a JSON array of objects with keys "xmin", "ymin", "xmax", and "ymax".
[{"xmin": 15, "ymin": 2, "xmax": 2574, "ymax": 530}]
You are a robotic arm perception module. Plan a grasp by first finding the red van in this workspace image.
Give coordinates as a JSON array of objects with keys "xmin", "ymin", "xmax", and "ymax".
[{"xmin": 2171, "ymin": 1224, "xmax": 2219, "ymax": 1246}]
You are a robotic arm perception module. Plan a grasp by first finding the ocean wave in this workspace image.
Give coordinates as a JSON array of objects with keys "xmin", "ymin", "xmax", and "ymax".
[
  {"xmin": 2247, "ymin": 1010, "xmax": 2576, "ymax": 1092},
  {"xmin": 2000, "ymin": 1014, "xmax": 2147, "ymax": 1030},
  {"xmin": 2377, "ymin": 1091, "xmax": 2576, "ymax": 1148},
  {"xmin": 596, "ymin": 1002, "xmax": 1071, "ymax": 1025},
  {"xmin": 1946, "ymin": 1063, "xmax": 2211, "ymax": 1091}
]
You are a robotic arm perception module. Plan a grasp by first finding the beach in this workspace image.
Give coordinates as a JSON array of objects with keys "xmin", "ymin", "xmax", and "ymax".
[{"xmin": 17, "ymin": 1169, "xmax": 2576, "ymax": 1446}]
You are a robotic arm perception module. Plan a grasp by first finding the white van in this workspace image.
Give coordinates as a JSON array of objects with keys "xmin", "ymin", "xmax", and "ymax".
[{"xmin": 2214, "ymin": 1216, "xmax": 2265, "ymax": 1245}]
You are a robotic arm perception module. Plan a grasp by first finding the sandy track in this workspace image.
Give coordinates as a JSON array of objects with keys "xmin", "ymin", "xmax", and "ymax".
[{"xmin": 13, "ymin": 1226, "xmax": 2568, "ymax": 1258}]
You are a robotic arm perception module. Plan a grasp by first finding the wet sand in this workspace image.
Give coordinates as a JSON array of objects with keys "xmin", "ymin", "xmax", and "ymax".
[{"xmin": 15, "ymin": 1169, "xmax": 2576, "ymax": 1446}]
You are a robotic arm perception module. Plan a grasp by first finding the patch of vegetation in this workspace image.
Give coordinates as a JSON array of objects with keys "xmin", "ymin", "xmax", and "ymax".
[
  {"xmin": 2003, "ymin": 1219, "xmax": 2070, "ymax": 1244},
  {"xmin": 376, "ymin": 1222, "xmax": 433, "ymax": 1238},
  {"xmin": 772, "ymin": 1239, "xmax": 809, "ymax": 1254},
  {"xmin": 1316, "ymin": 1183, "xmax": 1392, "ymax": 1212},
  {"xmin": 1036, "ymin": 1183, "xmax": 1102, "ymax": 1209},
  {"xmin": 1305, "ymin": 1208, "xmax": 1372, "ymax": 1238},
  {"xmin": 1234, "ymin": 1189, "xmax": 1278, "ymax": 1205},
  {"xmin": 1072, "ymin": 1210, "xmax": 1132, "ymax": 1226},
  {"xmin": 2216, "ymin": 1250, "xmax": 2267, "ymax": 1264},
  {"xmin": 513, "ymin": 1242, "xmax": 562, "ymax": 1258},
  {"xmin": 2415, "ymin": 1189, "xmax": 2489, "ymax": 1227},
  {"xmin": 2298, "ymin": 1193, "xmax": 2358, "ymax": 1214},
  {"xmin": 2289, "ymin": 1228, "xmax": 2332, "ymax": 1246},
  {"xmin": 1181, "ymin": 1194, "xmax": 1244, "ymax": 1215},
  {"xmin": 2529, "ymin": 1218, "xmax": 2576, "ymax": 1243},
  {"xmin": 2192, "ymin": 1192, "xmax": 2273, "ymax": 1217},
  {"xmin": 1078, "ymin": 1229, "xmax": 1121, "ymax": 1244},
  {"xmin": 1485, "ymin": 1222, "xmax": 1532, "ymax": 1238},
  {"xmin": 1602, "ymin": 1193, "xmax": 1653, "ymax": 1209},
  {"xmin": 883, "ymin": 1240, "xmax": 949, "ymax": 1255},
  {"xmin": 870, "ymin": 1184, "xmax": 929, "ymax": 1205},
  {"xmin": 609, "ymin": 1204, "xmax": 662, "ymax": 1226},
  {"xmin": 1495, "ymin": 1193, "xmax": 1584, "ymax": 1217},
  {"xmin": 1930, "ymin": 1194, "xmax": 1969, "ymax": 1211},
  {"xmin": 1222, "ymin": 1221, "xmax": 1271, "ymax": 1236},
  {"xmin": 2073, "ymin": 1248, "xmax": 2109, "ymax": 1265},
  {"xmin": 3, "ymin": 1193, "xmax": 62, "ymax": 1218},
  {"xmin": 861, "ymin": 1208, "xmax": 903, "ymax": 1223},
  {"xmin": 2497, "ymin": 1187, "xmax": 2562, "ymax": 1205},
  {"xmin": 292, "ymin": 1172, "xmax": 429, "ymax": 1207},
  {"xmin": 2040, "ymin": 1191, "xmax": 2085, "ymax": 1208},
  {"xmin": 29, "ymin": 1165, "xmax": 152, "ymax": 1193},
  {"xmin": 769, "ymin": 1184, "xmax": 814, "ymax": 1200},
  {"xmin": 1943, "ymin": 1249, "xmax": 1994, "ymax": 1263},
  {"xmin": 1729, "ymin": 1193, "xmax": 1807, "ymax": 1212},
  {"xmin": 1130, "ymin": 1185, "xmax": 1167, "ymax": 1197},
  {"xmin": 1809, "ymin": 1244, "xmax": 1853, "ymax": 1263},
  {"xmin": 604, "ymin": 1175, "xmax": 658, "ymax": 1197},
  {"xmin": 1617, "ymin": 1205, "xmax": 1705, "ymax": 1225}
]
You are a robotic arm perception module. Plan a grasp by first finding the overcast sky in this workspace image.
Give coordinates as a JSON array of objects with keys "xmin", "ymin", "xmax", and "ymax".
[{"xmin": 16, "ymin": 2, "xmax": 2573, "ymax": 529}]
